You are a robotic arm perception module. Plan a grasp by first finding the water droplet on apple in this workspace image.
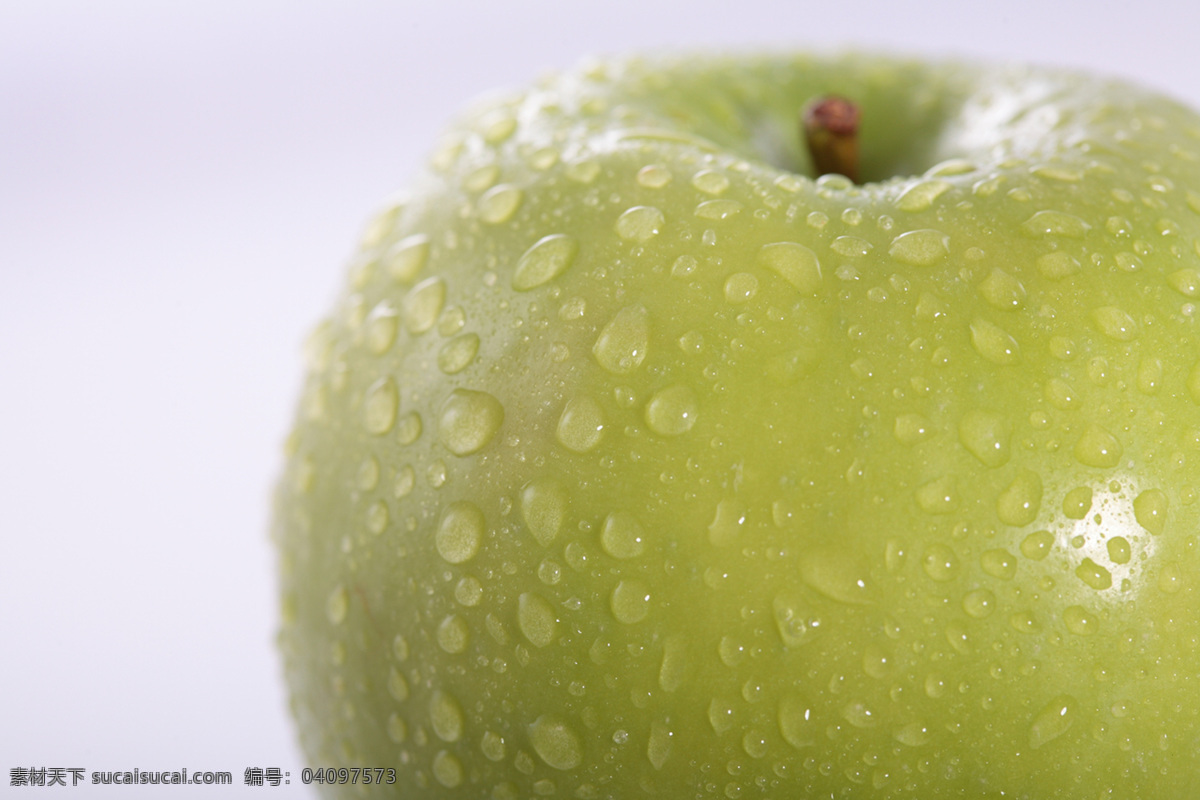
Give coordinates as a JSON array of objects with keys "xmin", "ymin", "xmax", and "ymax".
[
  {"xmin": 997, "ymin": 469, "xmax": 1043, "ymax": 526},
  {"xmin": 387, "ymin": 666, "xmax": 409, "ymax": 701},
  {"xmin": 1036, "ymin": 251, "xmax": 1080, "ymax": 280},
  {"xmin": 438, "ymin": 389, "xmax": 503, "ymax": 456},
  {"xmin": 980, "ymin": 548, "xmax": 1017, "ymax": 580},
  {"xmin": 430, "ymin": 689, "xmax": 464, "ymax": 742},
  {"xmin": 615, "ymin": 205, "xmax": 665, "ymax": 242},
  {"xmin": 958, "ymin": 410, "xmax": 1011, "ymax": 467},
  {"xmin": 438, "ymin": 332, "xmax": 480, "ymax": 374},
  {"xmin": 356, "ymin": 456, "xmax": 380, "ymax": 491},
  {"xmin": 513, "ymin": 234, "xmax": 578, "ymax": 291},
  {"xmin": 921, "ymin": 544, "xmax": 959, "ymax": 582},
  {"xmin": 365, "ymin": 302, "xmax": 400, "ymax": 353},
  {"xmin": 402, "ymin": 277, "xmax": 446, "ymax": 334},
  {"xmin": 893, "ymin": 722, "xmax": 931, "ymax": 747},
  {"xmin": 644, "ymin": 385, "xmax": 698, "ymax": 436},
  {"xmin": 396, "ymin": 411, "xmax": 422, "ymax": 445},
  {"xmin": 1062, "ymin": 486, "xmax": 1094, "ymax": 519},
  {"xmin": 436, "ymin": 501, "xmax": 485, "ymax": 564},
  {"xmin": 1076, "ymin": 558, "xmax": 1113, "ymax": 590},
  {"xmin": 741, "ymin": 730, "xmax": 768, "ymax": 758},
  {"xmin": 478, "ymin": 184, "xmax": 523, "ymax": 224},
  {"xmin": 462, "ymin": 163, "xmax": 500, "ymax": 193},
  {"xmin": 695, "ymin": 199, "xmax": 742, "ymax": 220},
  {"xmin": 830, "ymin": 235, "xmax": 873, "ymax": 258},
  {"xmin": 593, "ymin": 305, "xmax": 650, "ymax": 373},
  {"xmin": 962, "ymin": 588, "xmax": 995, "ymax": 618},
  {"xmin": 392, "ymin": 633, "xmax": 409, "ymax": 662},
  {"xmin": 386, "ymin": 234, "xmax": 430, "ymax": 284},
  {"xmin": 800, "ymin": 548, "xmax": 872, "ymax": 605},
  {"xmin": 1091, "ymin": 306, "xmax": 1139, "ymax": 341},
  {"xmin": 521, "ymin": 478, "xmax": 568, "ymax": 547},
  {"xmin": 969, "ymin": 318, "xmax": 1020, "ymax": 365},
  {"xmin": 600, "ymin": 511, "xmax": 646, "ymax": 559},
  {"xmin": 1074, "ymin": 425, "xmax": 1123, "ymax": 468},
  {"xmin": 778, "ymin": 696, "xmax": 815, "ymax": 748},
  {"xmin": 978, "ymin": 268, "xmax": 1026, "ymax": 310},
  {"xmin": 841, "ymin": 701, "xmax": 877, "ymax": 729},
  {"xmin": 659, "ymin": 635, "xmax": 686, "ymax": 692},
  {"xmin": 518, "ymin": 592, "xmax": 557, "ymax": 647},
  {"xmin": 773, "ymin": 591, "xmax": 820, "ymax": 648},
  {"xmin": 895, "ymin": 179, "xmax": 952, "ymax": 212},
  {"xmin": 893, "ymin": 413, "xmax": 931, "ymax": 445},
  {"xmin": 888, "ymin": 229, "xmax": 949, "ymax": 266},
  {"xmin": 556, "ymin": 396, "xmax": 605, "ymax": 453},
  {"xmin": 648, "ymin": 721, "xmax": 674, "ymax": 768},
  {"xmin": 1022, "ymin": 210, "xmax": 1090, "ymax": 238},
  {"xmin": 756, "ymin": 242, "xmax": 822, "ymax": 294},
  {"xmin": 431, "ymin": 750, "xmax": 463, "ymax": 788},
  {"xmin": 1133, "ymin": 488, "xmax": 1168, "ymax": 534},
  {"xmin": 692, "ymin": 169, "xmax": 730, "ymax": 195},
  {"xmin": 723, "ymin": 272, "xmax": 759, "ymax": 303},
  {"xmin": 365, "ymin": 500, "xmax": 388, "ymax": 535},
  {"xmin": 528, "ymin": 716, "xmax": 582, "ymax": 770},
  {"xmin": 636, "ymin": 164, "xmax": 672, "ymax": 189},
  {"xmin": 437, "ymin": 614, "xmax": 470, "ymax": 654},
  {"xmin": 394, "ymin": 465, "xmax": 415, "ymax": 498},
  {"xmin": 481, "ymin": 730, "xmax": 506, "ymax": 761},
  {"xmin": 455, "ymin": 575, "xmax": 483, "ymax": 606},
  {"xmin": 915, "ymin": 476, "xmax": 959, "ymax": 515},
  {"xmin": 610, "ymin": 580, "xmax": 650, "ymax": 624},
  {"xmin": 1062, "ymin": 605, "xmax": 1098, "ymax": 636},
  {"xmin": 363, "ymin": 377, "xmax": 399, "ymax": 435},
  {"xmin": 708, "ymin": 498, "xmax": 747, "ymax": 546},
  {"xmin": 1029, "ymin": 695, "xmax": 1077, "ymax": 749},
  {"xmin": 326, "ymin": 584, "xmax": 348, "ymax": 624},
  {"xmin": 387, "ymin": 713, "xmax": 408, "ymax": 743},
  {"xmin": 1020, "ymin": 530, "xmax": 1055, "ymax": 561},
  {"xmin": 1167, "ymin": 268, "xmax": 1200, "ymax": 297}
]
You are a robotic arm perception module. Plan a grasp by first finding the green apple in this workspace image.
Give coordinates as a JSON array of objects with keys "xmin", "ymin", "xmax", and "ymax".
[{"xmin": 275, "ymin": 53, "xmax": 1200, "ymax": 798}]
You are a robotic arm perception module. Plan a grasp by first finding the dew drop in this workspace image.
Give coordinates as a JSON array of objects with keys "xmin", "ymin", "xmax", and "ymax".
[
  {"xmin": 648, "ymin": 721, "xmax": 674, "ymax": 769},
  {"xmin": 615, "ymin": 205, "xmax": 665, "ymax": 242},
  {"xmin": 841, "ymin": 701, "xmax": 877, "ymax": 729},
  {"xmin": 1074, "ymin": 425, "xmax": 1122, "ymax": 468},
  {"xmin": 402, "ymin": 277, "xmax": 446, "ymax": 335},
  {"xmin": 518, "ymin": 592, "xmax": 557, "ymax": 647},
  {"xmin": 997, "ymin": 469, "xmax": 1043, "ymax": 527},
  {"xmin": 481, "ymin": 730, "xmax": 507, "ymax": 761},
  {"xmin": 1030, "ymin": 695, "xmax": 1077, "ymax": 749},
  {"xmin": 430, "ymin": 689, "xmax": 464, "ymax": 742},
  {"xmin": 958, "ymin": 410, "xmax": 1011, "ymax": 467},
  {"xmin": 1133, "ymin": 488, "xmax": 1168, "ymax": 534},
  {"xmin": 1091, "ymin": 307, "xmax": 1138, "ymax": 341},
  {"xmin": 363, "ymin": 377, "xmax": 400, "ymax": 435},
  {"xmin": 799, "ymin": 548, "xmax": 872, "ymax": 605},
  {"xmin": 478, "ymin": 184, "xmax": 523, "ymax": 224},
  {"xmin": 431, "ymin": 750, "xmax": 463, "ymax": 788},
  {"xmin": 659, "ymin": 635, "xmax": 687, "ymax": 692},
  {"xmin": 326, "ymin": 584, "xmax": 348, "ymax": 624},
  {"xmin": 922, "ymin": 544, "xmax": 959, "ymax": 582},
  {"xmin": 1107, "ymin": 536, "xmax": 1131, "ymax": 564},
  {"xmin": 708, "ymin": 498, "xmax": 747, "ymax": 546},
  {"xmin": 556, "ymin": 396, "xmax": 605, "ymax": 453},
  {"xmin": 778, "ymin": 696, "xmax": 816, "ymax": 748},
  {"xmin": 387, "ymin": 713, "xmax": 408, "ymax": 743},
  {"xmin": 394, "ymin": 465, "xmax": 415, "ymax": 498},
  {"xmin": 893, "ymin": 413, "xmax": 931, "ymax": 445},
  {"xmin": 1062, "ymin": 606, "xmax": 1097, "ymax": 636},
  {"xmin": 830, "ymin": 236, "xmax": 873, "ymax": 258},
  {"xmin": 593, "ymin": 305, "xmax": 650, "ymax": 374},
  {"xmin": 529, "ymin": 716, "xmax": 582, "ymax": 770},
  {"xmin": 365, "ymin": 302, "xmax": 400, "ymax": 353},
  {"xmin": 724, "ymin": 272, "xmax": 759, "ymax": 303},
  {"xmin": 1167, "ymin": 268, "xmax": 1200, "ymax": 297},
  {"xmin": 692, "ymin": 169, "xmax": 730, "ymax": 195},
  {"xmin": 895, "ymin": 180, "xmax": 952, "ymax": 212},
  {"xmin": 393, "ymin": 633, "xmax": 409, "ymax": 662},
  {"xmin": 437, "ymin": 614, "xmax": 470, "ymax": 654},
  {"xmin": 915, "ymin": 476, "xmax": 959, "ymax": 515},
  {"xmin": 387, "ymin": 666, "xmax": 409, "ymax": 701},
  {"xmin": 438, "ymin": 389, "xmax": 504, "ymax": 456},
  {"xmin": 1137, "ymin": 357, "xmax": 1162, "ymax": 395},
  {"xmin": 520, "ymin": 478, "xmax": 568, "ymax": 547},
  {"xmin": 600, "ymin": 511, "xmax": 646, "ymax": 559},
  {"xmin": 637, "ymin": 164, "xmax": 672, "ymax": 188},
  {"xmin": 1022, "ymin": 211, "xmax": 1090, "ymax": 238},
  {"xmin": 386, "ymin": 234, "xmax": 430, "ymax": 284},
  {"xmin": 1036, "ymin": 252, "xmax": 1080, "ymax": 280},
  {"xmin": 435, "ymin": 501, "xmax": 485, "ymax": 564},
  {"xmin": 512, "ymin": 234, "xmax": 578, "ymax": 292},
  {"xmin": 644, "ymin": 385, "xmax": 698, "ymax": 436},
  {"xmin": 455, "ymin": 576, "xmax": 483, "ymax": 606},
  {"xmin": 437, "ymin": 333, "xmax": 480, "ymax": 375},
  {"xmin": 962, "ymin": 588, "xmax": 995, "ymax": 618},
  {"xmin": 979, "ymin": 268, "xmax": 1026, "ymax": 310},
  {"xmin": 695, "ymin": 199, "xmax": 743, "ymax": 220},
  {"xmin": 1062, "ymin": 486, "xmax": 1094, "ymax": 519},
  {"xmin": 1076, "ymin": 558, "xmax": 1113, "ymax": 591},
  {"xmin": 888, "ymin": 229, "xmax": 949, "ymax": 266},
  {"xmin": 610, "ymin": 580, "xmax": 650, "ymax": 624},
  {"xmin": 742, "ymin": 730, "xmax": 768, "ymax": 759},
  {"xmin": 969, "ymin": 318, "xmax": 1020, "ymax": 365},
  {"xmin": 756, "ymin": 242, "xmax": 822, "ymax": 294},
  {"xmin": 365, "ymin": 500, "xmax": 389, "ymax": 535}
]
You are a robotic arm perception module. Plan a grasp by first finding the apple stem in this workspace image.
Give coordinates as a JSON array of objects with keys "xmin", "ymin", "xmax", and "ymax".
[{"xmin": 803, "ymin": 96, "xmax": 861, "ymax": 183}]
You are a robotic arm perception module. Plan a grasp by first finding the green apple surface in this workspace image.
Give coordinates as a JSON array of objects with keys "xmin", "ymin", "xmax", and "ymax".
[{"xmin": 275, "ymin": 54, "xmax": 1200, "ymax": 798}]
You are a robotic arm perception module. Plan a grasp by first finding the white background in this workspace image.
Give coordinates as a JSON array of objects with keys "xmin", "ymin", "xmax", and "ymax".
[{"xmin": 1, "ymin": 0, "xmax": 1196, "ymax": 797}]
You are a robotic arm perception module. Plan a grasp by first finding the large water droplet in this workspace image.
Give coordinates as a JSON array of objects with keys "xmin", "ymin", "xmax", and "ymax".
[
  {"xmin": 556, "ymin": 396, "xmax": 605, "ymax": 453},
  {"xmin": 922, "ymin": 544, "xmax": 959, "ymax": 582},
  {"xmin": 518, "ymin": 592, "xmax": 557, "ymax": 647},
  {"xmin": 970, "ymin": 318, "xmax": 1020, "ymax": 365},
  {"xmin": 430, "ymin": 689, "xmax": 464, "ymax": 742},
  {"xmin": 1091, "ymin": 306, "xmax": 1138, "ymax": 341},
  {"xmin": 386, "ymin": 234, "xmax": 430, "ymax": 284},
  {"xmin": 1029, "ymin": 695, "xmax": 1077, "ymax": 749},
  {"xmin": 363, "ymin": 377, "xmax": 399, "ymax": 435},
  {"xmin": 1062, "ymin": 605, "xmax": 1098, "ymax": 636},
  {"xmin": 659, "ymin": 635, "xmax": 687, "ymax": 692},
  {"xmin": 888, "ymin": 229, "xmax": 949, "ymax": 266},
  {"xmin": 436, "ymin": 501, "xmax": 485, "ymax": 564},
  {"xmin": 694, "ymin": 199, "xmax": 743, "ymax": 220},
  {"xmin": 437, "ymin": 614, "xmax": 470, "ymax": 654},
  {"xmin": 979, "ymin": 268, "xmax": 1026, "ymax": 310},
  {"xmin": 1076, "ymin": 558, "xmax": 1113, "ymax": 590},
  {"xmin": 958, "ymin": 410, "xmax": 1011, "ymax": 467},
  {"xmin": 648, "ymin": 721, "xmax": 673, "ymax": 769},
  {"xmin": 600, "ymin": 511, "xmax": 646, "ymax": 559},
  {"xmin": 708, "ymin": 498, "xmax": 747, "ymax": 546},
  {"xmin": 980, "ymin": 548, "xmax": 1017, "ymax": 580},
  {"xmin": 610, "ymin": 580, "xmax": 650, "ymax": 624},
  {"xmin": 593, "ymin": 305, "xmax": 650, "ymax": 374},
  {"xmin": 615, "ymin": 205, "xmax": 665, "ymax": 242},
  {"xmin": 386, "ymin": 713, "xmax": 408, "ymax": 743},
  {"xmin": 1074, "ymin": 425, "xmax": 1122, "ymax": 468},
  {"xmin": 387, "ymin": 666, "xmax": 409, "ymax": 701},
  {"xmin": 1022, "ymin": 210, "xmax": 1090, "ymax": 238},
  {"xmin": 895, "ymin": 180, "xmax": 951, "ymax": 212},
  {"xmin": 1062, "ymin": 486, "xmax": 1094, "ymax": 519},
  {"xmin": 773, "ymin": 591, "xmax": 820, "ymax": 648},
  {"xmin": 962, "ymin": 588, "xmax": 995, "ymax": 618},
  {"xmin": 365, "ymin": 302, "xmax": 400, "ymax": 354},
  {"xmin": 997, "ymin": 469, "xmax": 1043, "ymax": 526},
  {"xmin": 1107, "ymin": 536, "xmax": 1131, "ymax": 564},
  {"xmin": 438, "ymin": 333, "xmax": 480, "ymax": 375},
  {"xmin": 893, "ymin": 413, "xmax": 931, "ymax": 445},
  {"xmin": 1036, "ymin": 252, "xmax": 1080, "ymax": 280},
  {"xmin": 893, "ymin": 722, "xmax": 931, "ymax": 747},
  {"xmin": 478, "ymin": 184, "xmax": 523, "ymax": 224},
  {"xmin": 402, "ymin": 277, "xmax": 446, "ymax": 335},
  {"xmin": 692, "ymin": 169, "xmax": 730, "ymax": 195},
  {"xmin": 1133, "ymin": 488, "xmax": 1168, "ymax": 534},
  {"xmin": 723, "ymin": 272, "xmax": 759, "ymax": 303},
  {"xmin": 778, "ymin": 696, "xmax": 816, "ymax": 748},
  {"xmin": 756, "ymin": 242, "xmax": 822, "ymax": 294},
  {"xmin": 799, "ymin": 548, "xmax": 872, "ymax": 605},
  {"xmin": 916, "ymin": 476, "xmax": 959, "ymax": 514},
  {"xmin": 528, "ymin": 716, "xmax": 582, "ymax": 770},
  {"xmin": 431, "ymin": 750, "xmax": 463, "ymax": 788},
  {"xmin": 513, "ymin": 234, "xmax": 578, "ymax": 291},
  {"xmin": 438, "ymin": 389, "xmax": 504, "ymax": 456},
  {"xmin": 521, "ymin": 478, "xmax": 568, "ymax": 547},
  {"xmin": 644, "ymin": 385, "xmax": 698, "ymax": 436}
]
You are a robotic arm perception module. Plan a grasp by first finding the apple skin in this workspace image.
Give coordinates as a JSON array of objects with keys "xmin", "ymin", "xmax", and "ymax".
[{"xmin": 275, "ymin": 54, "xmax": 1200, "ymax": 798}]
